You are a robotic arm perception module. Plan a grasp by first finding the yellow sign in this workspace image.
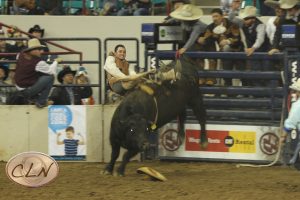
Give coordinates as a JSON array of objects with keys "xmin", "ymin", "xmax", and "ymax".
[{"xmin": 229, "ymin": 131, "xmax": 256, "ymax": 153}]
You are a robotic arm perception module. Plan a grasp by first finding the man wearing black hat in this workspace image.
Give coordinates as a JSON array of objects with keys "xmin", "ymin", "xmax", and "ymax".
[
  {"xmin": 48, "ymin": 66, "xmax": 92, "ymax": 105},
  {"xmin": 14, "ymin": 38, "xmax": 61, "ymax": 108},
  {"xmin": 28, "ymin": 25, "xmax": 49, "ymax": 52}
]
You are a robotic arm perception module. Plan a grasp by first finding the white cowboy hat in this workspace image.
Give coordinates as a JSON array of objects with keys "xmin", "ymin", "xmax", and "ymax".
[
  {"xmin": 290, "ymin": 78, "xmax": 300, "ymax": 92},
  {"xmin": 23, "ymin": 38, "xmax": 45, "ymax": 52},
  {"xmin": 239, "ymin": 6, "xmax": 258, "ymax": 19},
  {"xmin": 170, "ymin": 4, "xmax": 203, "ymax": 21},
  {"xmin": 264, "ymin": 0, "xmax": 280, "ymax": 9},
  {"xmin": 279, "ymin": 0, "xmax": 299, "ymax": 9},
  {"xmin": 137, "ymin": 167, "xmax": 167, "ymax": 181}
]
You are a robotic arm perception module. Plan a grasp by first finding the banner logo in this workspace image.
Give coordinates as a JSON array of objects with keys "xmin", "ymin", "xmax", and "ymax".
[
  {"xmin": 259, "ymin": 132, "xmax": 279, "ymax": 155},
  {"xmin": 6, "ymin": 152, "xmax": 59, "ymax": 188},
  {"xmin": 161, "ymin": 129, "xmax": 181, "ymax": 151}
]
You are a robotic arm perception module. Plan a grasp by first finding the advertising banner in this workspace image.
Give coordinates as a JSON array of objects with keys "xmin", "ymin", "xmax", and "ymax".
[
  {"xmin": 48, "ymin": 105, "xmax": 87, "ymax": 161},
  {"xmin": 159, "ymin": 123, "xmax": 280, "ymax": 162}
]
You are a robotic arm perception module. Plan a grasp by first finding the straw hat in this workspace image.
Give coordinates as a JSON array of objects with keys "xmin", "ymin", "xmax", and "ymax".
[
  {"xmin": 137, "ymin": 167, "xmax": 167, "ymax": 181},
  {"xmin": 264, "ymin": 0, "xmax": 280, "ymax": 9},
  {"xmin": 23, "ymin": 38, "xmax": 45, "ymax": 52},
  {"xmin": 279, "ymin": 0, "xmax": 299, "ymax": 9},
  {"xmin": 239, "ymin": 6, "xmax": 258, "ymax": 19},
  {"xmin": 170, "ymin": 4, "xmax": 203, "ymax": 21},
  {"xmin": 290, "ymin": 78, "xmax": 300, "ymax": 92}
]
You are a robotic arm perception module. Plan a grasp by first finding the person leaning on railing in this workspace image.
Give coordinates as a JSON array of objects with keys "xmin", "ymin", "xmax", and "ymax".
[{"xmin": 14, "ymin": 38, "xmax": 61, "ymax": 108}]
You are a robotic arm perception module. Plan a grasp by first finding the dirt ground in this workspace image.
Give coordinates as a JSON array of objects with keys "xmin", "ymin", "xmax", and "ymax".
[{"xmin": 1, "ymin": 160, "xmax": 300, "ymax": 200}]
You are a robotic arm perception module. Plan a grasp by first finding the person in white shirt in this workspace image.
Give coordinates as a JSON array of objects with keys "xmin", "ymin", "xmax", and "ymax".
[{"xmin": 104, "ymin": 44, "xmax": 176, "ymax": 95}]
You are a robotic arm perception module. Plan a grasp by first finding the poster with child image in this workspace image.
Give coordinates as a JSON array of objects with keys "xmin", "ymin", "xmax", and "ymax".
[{"xmin": 48, "ymin": 105, "xmax": 87, "ymax": 161}]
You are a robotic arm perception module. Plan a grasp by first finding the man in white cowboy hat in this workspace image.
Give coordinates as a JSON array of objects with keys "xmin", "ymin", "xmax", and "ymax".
[
  {"xmin": 169, "ymin": 4, "xmax": 207, "ymax": 55},
  {"xmin": 229, "ymin": 5, "xmax": 271, "ymax": 87},
  {"xmin": 14, "ymin": 38, "xmax": 61, "ymax": 108},
  {"xmin": 268, "ymin": 0, "xmax": 300, "ymax": 55}
]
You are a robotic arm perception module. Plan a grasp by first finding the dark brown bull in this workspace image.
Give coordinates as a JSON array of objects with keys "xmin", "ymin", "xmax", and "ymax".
[{"xmin": 103, "ymin": 55, "xmax": 207, "ymax": 176}]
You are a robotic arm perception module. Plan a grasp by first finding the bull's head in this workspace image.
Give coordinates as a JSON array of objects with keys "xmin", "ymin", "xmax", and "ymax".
[{"xmin": 120, "ymin": 114, "xmax": 151, "ymax": 151}]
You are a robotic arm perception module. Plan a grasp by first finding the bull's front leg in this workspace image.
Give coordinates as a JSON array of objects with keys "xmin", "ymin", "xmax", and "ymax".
[
  {"xmin": 103, "ymin": 143, "xmax": 120, "ymax": 175},
  {"xmin": 117, "ymin": 149, "xmax": 139, "ymax": 176}
]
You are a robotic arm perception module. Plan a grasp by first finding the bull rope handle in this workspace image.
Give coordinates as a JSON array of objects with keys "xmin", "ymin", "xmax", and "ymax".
[{"xmin": 236, "ymin": 71, "xmax": 287, "ymax": 168}]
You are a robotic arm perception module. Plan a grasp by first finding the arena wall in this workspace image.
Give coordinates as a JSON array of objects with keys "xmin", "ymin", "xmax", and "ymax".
[{"xmin": 0, "ymin": 105, "xmax": 138, "ymax": 162}]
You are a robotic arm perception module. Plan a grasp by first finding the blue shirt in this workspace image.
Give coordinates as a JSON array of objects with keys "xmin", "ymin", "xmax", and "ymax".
[
  {"xmin": 284, "ymin": 99, "xmax": 300, "ymax": 132},
  {"xmin": 64, "ymin": 139, "xmax": 79, "ymax": 156}
]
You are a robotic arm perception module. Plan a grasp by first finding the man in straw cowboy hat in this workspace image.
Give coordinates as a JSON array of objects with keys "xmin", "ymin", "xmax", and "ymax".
[
  {"xmin": 229, "ymin": 5, "xmax": 271, "ymax": 87},
  {"xmin": 268, "ymin": 0, "xmax": 300, "ymax": 55},
  {"xmin": 168, "ymin": 4, "xmax": 207, "ymax": 56},
  {"xmin": 14, "ymin": 38, "xmax": 61, "ymax": 108}
]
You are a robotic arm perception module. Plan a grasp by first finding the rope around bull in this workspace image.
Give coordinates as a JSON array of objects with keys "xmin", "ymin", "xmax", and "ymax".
[{"xmin": 236, "ymin": 71, "xmax": 286, "ymax": 168}]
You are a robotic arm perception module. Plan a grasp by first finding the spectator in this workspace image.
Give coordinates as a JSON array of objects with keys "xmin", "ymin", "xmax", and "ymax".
[
  {"xmin": 118, "ymin": 0, "xmax": 151, "ymax": 16},
  {"xmin": 268, "ymin": 0, "xmax": 300, "ymax": 55},
  {"xmin": 200, "ymin": 8, "xmax": 244, "ymax": 87},
  {"xmin": 9, "ymin": 0, "xmax": 30, "ymax": 15},
  {"xmin": 169, "ymin": 4, "xmax": 207, "ymax": 55},
  {"xmin": 74, "ymin": 66, "xmax": 95, "ymax": 105},
  {"xmin": 0, "ymin": 29, "xmax": 19, "ymax": 65},
  {"xmin": 221, "ymin": 0, "xmax": 241, "ymax": 15},
  {"xmin": 38, "ymin": 0, "xmax": 65, "ymax": 15},
  {"xmin": 14, "ymin": 38, "xmax": 60, "ymax": 108},
  {"xmin": 6, "ymin": 27, "xmax": 26, "ymax": 52},
  {"xmin": 0, "ymin": 65, "xmax": 16, "ymax": 104},
  {"xmin": 198, "ymin": 8, "xmax": 243, "ymax": 85},
  {"xmin": 99, "ymin": 0, "xmax": 120, "ymax": 16},
  {"xmin": 48, "ymin": 66, "xmax": 93, "ymax": 105},
  {"xmin": 28, "ymin": 25, "xmax": 49, "ymax": 52},
  {"xmin": 229, "ymin": 5, "xmax": 270, "ymax": 87},
  {"xmin": 26, "ymin": 0, "xmax": 45, "ymax": 15},
  {"xmin": 265, "ymin": 0, "xmax": 285, "ymax": 45}
]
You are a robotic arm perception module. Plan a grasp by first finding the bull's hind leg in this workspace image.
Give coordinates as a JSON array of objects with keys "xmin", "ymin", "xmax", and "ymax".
[
  {"xmin": 189, "ymin": 95, "xmax": 208, "ymax": 149},
  {"xmin": 103, "ymin": 143, "xmax": 120, "ymax": 175},
  {"xmin": 117, "ymin": 150, "xmax": 139, "ymax": 176}
]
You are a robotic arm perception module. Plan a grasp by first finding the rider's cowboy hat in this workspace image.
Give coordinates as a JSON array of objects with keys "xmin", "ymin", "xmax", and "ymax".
[
  {"xmin": 57, "ymin": 66, "xmax": 76, "ymax": 83},
  {"xmin": 290, "ymin": 78, "xmax": 300, "ymax": 92},
  {"xmin": 28, "ymin": 25, "xmax": 45, "ymax": 37},
  {"xmin": 279, "ymin": 0, "xmax": 299, "ymax": 9},
  {"xmin": 137, "ymin": 167, "xmax": 167, "ymax": 181},
  {"xmin": 170, "ymin": 4, "xmax": 203, "ymax": 21},
  {"xmin": 264, "ymin": 0, "xmax": 280, "ymax": 9},
  {"xmin": 239, "ymin": 6, "xmax": 258, "ymax": 19},
  {"xmin": 23, "ymin": 38, "xmax": 45, "ymax": 52}
]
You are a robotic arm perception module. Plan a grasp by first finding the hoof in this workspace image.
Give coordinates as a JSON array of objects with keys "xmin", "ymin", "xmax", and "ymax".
[
  {"xmin": 102, "ymin": 170, "xmax": 113, "ymax": 175},
  {"xmin": 200, "ymin": 141, "xmax": 208, "ymax": 150}
]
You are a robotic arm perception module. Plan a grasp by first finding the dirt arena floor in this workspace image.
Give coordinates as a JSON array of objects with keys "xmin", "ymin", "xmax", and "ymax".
[{"xmin": 1, "ymin": 160, "xmax": 300, "ymax": 200}]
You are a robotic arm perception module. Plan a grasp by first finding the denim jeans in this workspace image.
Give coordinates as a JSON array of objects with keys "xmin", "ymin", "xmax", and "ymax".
[{"xmin": 22, "ymin": 75, "xmax": 54, "ymax": 105}]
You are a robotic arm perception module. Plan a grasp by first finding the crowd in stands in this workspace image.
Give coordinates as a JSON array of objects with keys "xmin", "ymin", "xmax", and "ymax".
[
  {"xmin": 0, "ymin": 24, "xmax": 94, "ymax": 107},
  {"xmin": 0, "ymin": 0, "xmax": 299, "ymax": 106}
]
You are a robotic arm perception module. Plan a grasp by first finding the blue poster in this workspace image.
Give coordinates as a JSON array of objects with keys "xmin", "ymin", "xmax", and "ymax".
[{"xmin": 48, "ymin": 105, "xmax": 87, "ymax": 161}]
